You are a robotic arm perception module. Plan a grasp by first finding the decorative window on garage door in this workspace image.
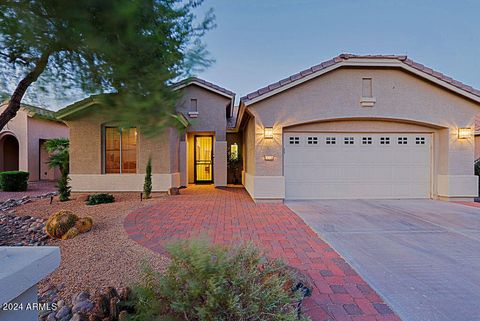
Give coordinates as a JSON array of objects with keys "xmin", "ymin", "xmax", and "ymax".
[
  {"xmin": 380, "ymin": 137, "xmax": 390, "ymax": 145},
  {"xmin": 362, "ymin": 137, "xmax": 372, "ymax": 144},
  {"xmin": 289, "ymin": 136, "xmax": 300, "ymax": 145},
  {"xmin": 398, "ymin": 137, "xmax": 408, "ymax": 144},
  {"xmin": 307, "ymin": 136, "xmax": 318, "ymax": 144},
  {"xmin": 326, "ymin": 137, "xmax": 336, "ymax": 145},
  {"xmin": 416, "ymin": 137, "xmax": 426, "ymax": 144},
  {"xmin": 344, "ymin": 137, "xmax": 354, "ymax": 144}
]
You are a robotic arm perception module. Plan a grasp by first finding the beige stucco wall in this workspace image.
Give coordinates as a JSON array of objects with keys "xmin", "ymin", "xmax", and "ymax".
[
  {"xmin": 245, "ymin": 67, "xmax": 480, "ymax": 201},
  {"xmin": 0, "ymin": 106, "xmax": 28, "ymax": 174},
  {"xmin": 475, "ymin": 135, "xmax": 480, "ymax": 160},
  {"xmin": 27, "ymin": 117, "xmax": 69, "ymax": 181},
  {"xmin": 0, "ymin": 105, "xmax": 68, "ymax": 181},
  {"xmin": 66, "ymin": 106, "xmax": 179, "ymax": 191},
  {"xmin": 176, "ymin": 85, "xmax": 231, "ymax": 187}
]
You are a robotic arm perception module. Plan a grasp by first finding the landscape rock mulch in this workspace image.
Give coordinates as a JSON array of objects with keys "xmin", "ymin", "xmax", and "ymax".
[
  {"xmin": 0, "ymin": 213, "xmax": 48, "ymax": 246},
  {"xmin": 39, "ymin": 284, "xmax": 133, "ymax": 321}
]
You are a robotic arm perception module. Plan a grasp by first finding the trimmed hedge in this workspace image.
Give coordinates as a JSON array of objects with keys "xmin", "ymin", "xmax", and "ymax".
[
  {"xmin": 0, "ymin": 171, "xmax": 29, "ymax": 191},
  {"xmin": 86, "ymin": 193, "xmax": 115, "ymax": 205}
]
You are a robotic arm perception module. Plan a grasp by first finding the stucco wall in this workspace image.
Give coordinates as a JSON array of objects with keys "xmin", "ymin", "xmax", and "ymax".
[
  {"xmin": 176, "ymin": 84, "xmax": 230, "ymax": 141},
  {"xmin": 66, "ymin": 106, "xmax": 175, "ymax": 176},
  {"xmin": 475, "ymin": 135, "xmax": 480, "ymax": 160},
  {"xmin": 245, "ymin": 67, "xmax": 480, "ymax": 200},
  {"xmin": 0, "ymin": 106, "xmax": 28, "ymax": 174},
  {"xmin": 27, "ymin": 117, "xmax": 68, "ymax": 181},
  {"xmin": 176, "ymin": 85, "xmax": 231, "ymax": 187}
]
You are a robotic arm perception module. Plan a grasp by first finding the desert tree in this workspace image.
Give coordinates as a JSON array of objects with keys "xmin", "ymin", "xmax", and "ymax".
[{"xmin": 0, "ymin": 0, "xmax": 215, "ymax": 134}]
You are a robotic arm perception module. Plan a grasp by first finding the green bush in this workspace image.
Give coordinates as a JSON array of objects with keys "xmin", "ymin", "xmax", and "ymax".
[
  {"xmin": 143, "ymin": 158, "xmax": 152, "ymax": 199},
  {"xmin": 130, "ymin": 240, "xmax": 311, "ymax": 321},
  {"xmin": 0, "ymin": 171, "xmax": 29, "ymax": 191},
  {"xmin": 86, "ymin": 193, "xmax": 115, "ymax": 205}
]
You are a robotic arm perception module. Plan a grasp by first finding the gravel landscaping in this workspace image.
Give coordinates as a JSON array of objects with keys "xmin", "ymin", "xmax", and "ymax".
[{"xmin": 9, "ymin": 192, "xmax": 170, "ymax": 304}]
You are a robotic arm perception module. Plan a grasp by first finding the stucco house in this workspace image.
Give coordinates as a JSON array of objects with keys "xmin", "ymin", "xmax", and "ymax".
[
  {"xmin": 57, "ymin": 54, "xmax": 480, "ymax": 202},
  {"xmin": 0, "ymin": 102, "xmax": 69, "ymax": 181}
]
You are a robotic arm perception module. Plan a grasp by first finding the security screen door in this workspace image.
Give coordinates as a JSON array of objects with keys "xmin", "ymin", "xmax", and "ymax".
[{"xmin": 194, "ymin": 135, "xmax": 213, "ymax": 183}]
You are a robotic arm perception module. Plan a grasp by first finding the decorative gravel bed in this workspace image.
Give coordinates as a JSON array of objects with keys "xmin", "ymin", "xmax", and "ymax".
[{"xmin": 11, "ymin": 193, "xmax": 170, "ymax": 306}]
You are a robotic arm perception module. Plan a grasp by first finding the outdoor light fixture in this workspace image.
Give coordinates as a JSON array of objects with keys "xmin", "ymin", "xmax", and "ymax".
[
  {"xmin": 264, "ymin": 155, "xmax": 274, "ymax": 161},
  {"xmin": 458, "ymin": 128, "xmax": 472, "ymax": 139},
  {"xmin": 264, "ymin": 127, "xmax": 274, "ymax": 139}
]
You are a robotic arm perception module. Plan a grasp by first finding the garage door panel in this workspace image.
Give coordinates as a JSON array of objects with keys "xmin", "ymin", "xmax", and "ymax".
[{"xmin": 284, "ymin": 133, "xmax": 431, "ymax": 199}]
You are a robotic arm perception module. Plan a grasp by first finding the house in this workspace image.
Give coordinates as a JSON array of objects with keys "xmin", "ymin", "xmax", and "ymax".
[
  {"xmin": 0, "ymin": 102, "xmax": 69, "ymax": 181},
  {"xmin": 56, "ymin": 78, "xmax": 235, "ymax": 191},
  {"xmin": 56, "ymin": 54, "xmax": 480, "ymax": 202}
]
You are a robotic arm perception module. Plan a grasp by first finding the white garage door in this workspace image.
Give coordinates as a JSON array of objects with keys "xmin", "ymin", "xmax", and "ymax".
[{"xmin": 284, "ymin": 133, "xmax": 431, "ymax": 199}]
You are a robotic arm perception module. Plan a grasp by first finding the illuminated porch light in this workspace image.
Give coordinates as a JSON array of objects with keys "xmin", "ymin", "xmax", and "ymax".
[
  {"xmin": 264, "ymin": 155, "xmax": 274, "ymax": 161},
  {"xmin": 264, "ymin": 127, "xmax": 274, "ymax": 139},
  {"xmin": 458, "ymin": 128, "xmax": 472, "ymax": 139}
]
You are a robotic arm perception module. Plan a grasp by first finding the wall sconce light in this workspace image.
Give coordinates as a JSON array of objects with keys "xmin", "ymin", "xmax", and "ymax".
[
  {"xmin": 458, "ymin": 128, "xmax": 472, "ymax": 139},
  {"xmin": 264, "ymin": 155, "xmax": 274, "ymax": 161},
  {"xmin": 264, "ymin": 127, "xmax": 274, "ymax": 139}
]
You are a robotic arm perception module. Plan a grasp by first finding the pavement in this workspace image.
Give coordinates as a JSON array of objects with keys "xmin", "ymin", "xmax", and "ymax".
[
  {"xmin": 125, "ymin": 185, "xmax": 401, "ymax": 321},
  {"xmin": 286, "ymin": 199, "xmax": 480, "ymax": 321}
]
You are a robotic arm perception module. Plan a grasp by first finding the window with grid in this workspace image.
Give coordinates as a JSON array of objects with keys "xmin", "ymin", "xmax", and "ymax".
[
  {"xmin": 398, "ymin": 137, "xmax": 408, "ymax": 144},
  {"xmin": 380, "ymin": 137, "xmax": 390, "ymax": 145},
  {"xmin": 104, "ymin": 127, "xmax": 137, "ymax": 174},
  {"xmin": 362, "ymin": 137, "xmax": 372, "ymax": 145},
  {"xmin": 289, "ymin": 136, "xmax": 300, "ymax": 145},
  {"xmin": 307, "ymin": 136, "xmax": 318, "ymax": 145},
  {"xmin": 416, "ymin": 137, "xmax": 426, "ymax": 145},
  {"xmin": 326, "ymin": 137, "xmax": 336, "ymax": 145},
  {"xmin": 344, "ymin": 137, "xmax": 354, "ymax": 145}
]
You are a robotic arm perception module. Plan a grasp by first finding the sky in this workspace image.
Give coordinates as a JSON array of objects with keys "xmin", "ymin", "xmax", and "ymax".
[
  {"xmin": 194, "ymin": 0, "xmax": 480, "ymax": 103},
  {"xmin": 11, "ymin": 0, "xmax": 480, "ymax": 109}
]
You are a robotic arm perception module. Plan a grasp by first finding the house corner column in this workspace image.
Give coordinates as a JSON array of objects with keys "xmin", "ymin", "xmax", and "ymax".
[
  {"xmin": 214, "ymin": 141, "xmax": 227, "ymax": 187},
  {"xmin": 179, "ymin": 140, "xmax": 187, "ymax": 187}
]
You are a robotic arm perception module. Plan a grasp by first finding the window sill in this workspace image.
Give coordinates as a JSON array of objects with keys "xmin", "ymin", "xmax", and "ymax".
[{"xmin": 360, "ymin": 97, "xmax": 376, "ymax": 107}]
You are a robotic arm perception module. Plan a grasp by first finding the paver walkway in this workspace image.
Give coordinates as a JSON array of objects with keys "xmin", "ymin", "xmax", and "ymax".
[{"xmin": 124, "ymin": 185, "xmax": 400, "ymax": 321}]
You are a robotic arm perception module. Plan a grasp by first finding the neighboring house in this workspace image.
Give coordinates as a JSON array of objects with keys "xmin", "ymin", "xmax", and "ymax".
[
  {"xmin": 0, "ymin": 102, "xmax": 69, "ymax": 181},
  {"xmin": 56, "ymin": 54, "xmax": 480, "ymax": 202}
]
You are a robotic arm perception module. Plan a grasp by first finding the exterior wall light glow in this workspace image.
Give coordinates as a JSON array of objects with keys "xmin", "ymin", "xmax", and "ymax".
[
  {"xmin": 264, "ymin": 127, "xmax": 274, "ymax": 139},
  {"xmin": 264, "ymin": 155, "xmax": 274, "ymax": 161},
  {"xmin": 458, "ymin": 128, "xmax": 472, "ymax": 139}
]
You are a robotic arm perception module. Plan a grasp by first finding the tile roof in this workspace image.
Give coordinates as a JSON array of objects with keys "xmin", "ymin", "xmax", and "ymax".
[
  {"xmin": 172, "ymin": 76, "xmax": 235, "ymax": 98},
  {"xmin": 241, "ymin": 54, "xmax": 480, "ymax": 103},
  {"xmin": 0, "ymin": 100, "xmax": 58, "ymax": 121}
]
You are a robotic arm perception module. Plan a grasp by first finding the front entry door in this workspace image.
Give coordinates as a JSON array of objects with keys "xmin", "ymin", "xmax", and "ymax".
[{"xmin": 194, "ymin": 135, "xmax": 213, "ymax": 183}]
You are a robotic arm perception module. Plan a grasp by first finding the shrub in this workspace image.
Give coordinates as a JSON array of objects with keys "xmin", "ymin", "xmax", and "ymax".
[
  {"xmin": 475, "ymin": 159, "xmax": 480, "ymax": 196},
  {"xmin": 143, "ymin": 158, "xmax": 152, "ymax": 199},
  {"xmin": 0, "ymin": 171, "xmax": 29, "ymax": 191},
  {"xmin": 86, "ymin": 193, "xmax": 115, "ymax": 205},
  {"xmin": 61, "ymin": 227, "xmax": 79, "ymax": 240},
  {"xmin": 130, "ymin": 240, "xmax": 311, "ymax": 321},
  {"xmin": 57, "ymin": 168, "xmax": 71, "ymax": 201},
  {"xmin": 45, "ymin": 210, "xmax": 78, "ymax": 239}
]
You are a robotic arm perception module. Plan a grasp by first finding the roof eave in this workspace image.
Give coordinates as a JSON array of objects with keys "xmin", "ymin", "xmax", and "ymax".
[{"xmin": 242, "ymin": 59, "xmax": 480, "ymax": 106}]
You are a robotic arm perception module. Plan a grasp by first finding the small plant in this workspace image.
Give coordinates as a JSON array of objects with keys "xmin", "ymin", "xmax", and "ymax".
[
  {"xmin": 0, "ymin": 171, "xmax": 29, "ymax": 191},
  {"xmin": 45, "ymin": 210, "xmax": 78, "ymax": 239},
  {"xmin": 44, "ymin": 138, "xmax": 70, "ymax": 201},
  {"xmin": 227, "ymin": 148, "xmax": 242, "ymax": 185},
  {"xmin": 57, "ymin": 167, "xmax": 71, "ymax": 202},
  {"xmin": 130, "ymin": 239, "xmax": 311, "ymax": 321},
  {"xmin": 86, "ymin": 193, "xmax": 115, "ymax": 205},
  {"xmin": 143, "ymin": 158, "xmax": 152, "ymax": 199}
]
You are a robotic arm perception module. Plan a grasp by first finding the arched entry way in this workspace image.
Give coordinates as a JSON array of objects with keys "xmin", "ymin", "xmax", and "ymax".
[{"xmin": 0, "ymin": 134, "xmax": 19, "ymax": 171}]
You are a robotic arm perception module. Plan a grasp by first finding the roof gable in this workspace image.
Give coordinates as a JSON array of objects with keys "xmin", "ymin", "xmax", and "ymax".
[{"xmin": 241, "ymin": 54, "xmax": 480, "ymax": 106}]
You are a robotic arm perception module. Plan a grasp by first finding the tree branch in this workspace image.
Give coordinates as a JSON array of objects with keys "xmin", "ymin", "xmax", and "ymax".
[{"xmin": 0, "ymin": 50, "xmax": 50, "ymax": 130}]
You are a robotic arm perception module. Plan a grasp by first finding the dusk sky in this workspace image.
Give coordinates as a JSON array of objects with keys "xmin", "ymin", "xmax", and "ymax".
[
  {"xmin": 20, "ymin": 0, "xmax": 480, "ymax": 109},
  {"xmin": 196, "ymin": 0, "xmax": 480, "ymax": 103}
]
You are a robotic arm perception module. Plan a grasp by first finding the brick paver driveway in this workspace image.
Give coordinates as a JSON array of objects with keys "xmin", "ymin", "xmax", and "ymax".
[
  {"xmin": 125, "ymin": 186, "xmax": 400, "ymax": 321},
  {"xmin": 287, "ymin": 199, "xmax": 480, "ymax": 321}
]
